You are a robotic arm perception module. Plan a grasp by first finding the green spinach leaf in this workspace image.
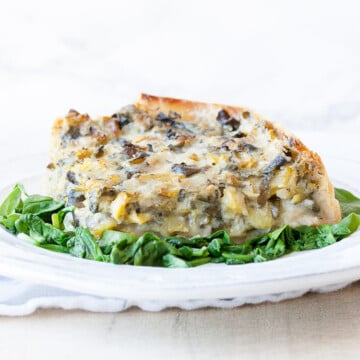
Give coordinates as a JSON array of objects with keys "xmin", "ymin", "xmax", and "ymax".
[
  {"xmin": 22, "ymin": 195, "xmax": 65, "ymax": 222},
  {"xmin": 0, "ymin": 213, "xmax": 21, "ymax": 233},
  {"xmin": 51, "ymin": 206, "xmax": 75, "ymax": 230},
  {"xmin": 15, "ymin": 214, "xmax": 71, "ymax": 245},
  {"xmin": 67, "ymin": 227, "xmax": 104, "ymax": 261},
  {"xmin": 335, "ymin": 188, "xmax": 360, "ymax": 217},
  {"xmin": 99, "ymin": 230, "xmax": 137, "ymax": 255},
  {"xmin": 0, "ymin": 184, "xmax": 23, "ymax": 216}
]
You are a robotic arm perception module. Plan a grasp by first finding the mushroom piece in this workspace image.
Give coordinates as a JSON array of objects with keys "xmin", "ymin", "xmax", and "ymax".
[{"xmin": 171, "ymin": 163, "xmax": 201, "ymax": 177}]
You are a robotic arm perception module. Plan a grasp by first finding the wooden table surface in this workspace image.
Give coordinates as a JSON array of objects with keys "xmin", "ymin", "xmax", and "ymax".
[{"xmin": 1, "ymin": 282, "xmax": 360, "ymax": 360}]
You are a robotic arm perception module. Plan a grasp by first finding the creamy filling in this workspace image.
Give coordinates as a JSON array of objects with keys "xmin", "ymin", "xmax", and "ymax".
[{"xmin": 47, "ymin": 105, "xmax": 325, "ymax": 242}]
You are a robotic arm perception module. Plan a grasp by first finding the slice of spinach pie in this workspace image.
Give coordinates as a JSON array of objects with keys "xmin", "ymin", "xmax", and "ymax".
[{"xmin": 46, "ymin": 94, "xmax": 341, "ymax": 242}]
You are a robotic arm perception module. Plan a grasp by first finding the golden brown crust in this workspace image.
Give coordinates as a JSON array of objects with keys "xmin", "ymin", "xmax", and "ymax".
[{"xmin": 137, "ymin": 93, "xmax": 251, "ymax": 122}]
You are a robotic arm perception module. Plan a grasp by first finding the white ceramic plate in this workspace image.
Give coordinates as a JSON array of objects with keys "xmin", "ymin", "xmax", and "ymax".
[{"xmin": 0, "ymin": 154, "xmax": 359, "ymax": 301}]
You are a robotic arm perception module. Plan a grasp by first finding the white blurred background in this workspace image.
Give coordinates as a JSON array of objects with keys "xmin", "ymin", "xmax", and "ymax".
[{"xmin": 0, "ymin": 0, "xmax": 359, "ymax": 156}]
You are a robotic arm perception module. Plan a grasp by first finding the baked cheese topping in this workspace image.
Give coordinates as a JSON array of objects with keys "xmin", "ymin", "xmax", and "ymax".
[{"xmin": 47, "ymin": 95, "xmax": 341, "ymax": 241}]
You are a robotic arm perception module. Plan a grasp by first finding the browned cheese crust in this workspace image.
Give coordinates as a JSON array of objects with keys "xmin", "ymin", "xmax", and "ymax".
[{"xmin": 47, "ymin": 94, "xmax": 341, "ymax": 241}]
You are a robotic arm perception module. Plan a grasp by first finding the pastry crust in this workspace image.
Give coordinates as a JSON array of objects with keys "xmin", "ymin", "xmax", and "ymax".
[{"xmin": 47, "ymin": 94, "xmax": 341, "ymax": 241}]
